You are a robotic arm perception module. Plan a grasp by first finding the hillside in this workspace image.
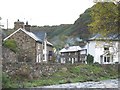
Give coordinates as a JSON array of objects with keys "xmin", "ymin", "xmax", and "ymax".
[{"xmin": 30, "ymin": 7, "xmax": 93, "ymax": 49}]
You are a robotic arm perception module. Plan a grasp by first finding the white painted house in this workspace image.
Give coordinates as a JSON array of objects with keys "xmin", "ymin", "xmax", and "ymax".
[{"xmin": 86, "ymin": 34, "xmax": 119, "ymax": 64}]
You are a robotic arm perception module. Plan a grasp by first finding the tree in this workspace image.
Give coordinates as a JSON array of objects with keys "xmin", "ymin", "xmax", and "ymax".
[{"xmin": 88, "ymin": 2, "xmax": 119, "ymax": 36}]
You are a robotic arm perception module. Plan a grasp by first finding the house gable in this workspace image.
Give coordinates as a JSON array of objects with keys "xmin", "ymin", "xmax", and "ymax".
[
  {"xmin": 4, "ymin": 28, "xmax": 42, "ymax": 43},
  {"xmin": 4, "ymin": 28, "xmax": 38, "ymax": 62}
]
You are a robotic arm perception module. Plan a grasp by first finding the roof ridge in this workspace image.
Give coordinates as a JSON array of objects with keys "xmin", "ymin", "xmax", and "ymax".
[{"xmin": 4, "ymin": 28, "xmax": 22, "ymax": 41}]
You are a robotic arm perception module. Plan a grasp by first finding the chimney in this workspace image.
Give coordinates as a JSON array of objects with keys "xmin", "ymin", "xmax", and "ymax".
[
  {"xmin": 25, "ymin": 21, "xmax": 31, "ymax": 32},
  {"xmin": 14, "ymin": 19, "xmax": 24, "ymax": 30},
  {"xmin": 64, "ymin": 44, "xmax": 69, "ymax": 49}
]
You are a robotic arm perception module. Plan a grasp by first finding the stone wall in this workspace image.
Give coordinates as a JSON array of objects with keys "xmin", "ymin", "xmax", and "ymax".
[
  {"xmin": 2, "ymin": 62, "xmax": 76, "ymax": 80},
  {"xmin": 2, "ymin": 46, "xmax": 17, "ymax": 62},
  {"xmin": 2, "ymin": 62, "xmax": 118, "ymax": 81},
  {"xmin": 8, "ymin": 30, "xmax": 36, "ymax": 62}
]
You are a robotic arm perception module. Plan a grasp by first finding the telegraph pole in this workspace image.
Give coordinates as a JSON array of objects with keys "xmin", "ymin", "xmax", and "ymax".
[{"xmin": 7, "ymin": 19, "xmax": 8, "ymax": 30}]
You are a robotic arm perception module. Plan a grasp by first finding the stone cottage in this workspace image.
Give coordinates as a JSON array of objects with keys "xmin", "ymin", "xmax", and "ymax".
[{"xmin": 4, "ymin": 21, "xmax": 53, "ymax": 63}]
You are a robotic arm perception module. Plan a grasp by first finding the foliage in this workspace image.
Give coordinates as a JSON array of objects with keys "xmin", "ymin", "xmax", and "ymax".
[
  {"xmin": 88, "ymin": 2, "xmax": 119, "ymax": 36},
  {"xmin": 2, "ymin": 72, "xmax": 17, "ymax": 88},
  {"xmin": 86, "ymin": 54, "xmax": 94, "ymax": 64},
  {"xmin": 3, "ymin": 39, "xmax": 18, "ymax": 53}
]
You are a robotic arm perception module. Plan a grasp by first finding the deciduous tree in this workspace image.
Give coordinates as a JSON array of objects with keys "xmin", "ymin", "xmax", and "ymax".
[{"xmin": 88, "ymin": 2, "xmax": 119, "ymax": 36}]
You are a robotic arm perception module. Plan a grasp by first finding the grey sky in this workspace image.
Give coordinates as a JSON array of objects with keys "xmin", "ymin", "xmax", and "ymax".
[{"xmin": 0, "ymin": 0, "xmax": 94, "ymax": 29}]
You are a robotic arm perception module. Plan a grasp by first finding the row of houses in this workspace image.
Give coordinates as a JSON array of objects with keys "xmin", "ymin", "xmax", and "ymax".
[
  {"xmin": 3, "ymin": 19, "xmax": 119, "ymax": 64},
  {"xmin": 60, "ymin": 46, "xmax": 87, "ymax": 64},
  {"xmin": 59, "ymin": 34, "xmax": 119, "ymax": 64}
]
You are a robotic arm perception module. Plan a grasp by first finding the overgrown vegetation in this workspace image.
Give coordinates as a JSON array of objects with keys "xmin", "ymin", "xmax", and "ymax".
[
  {"xmin": 2, "ymin": 64, "xmax": 118, "ymax": 88},
  {"xmin": 3, "ymin": 39, "xmax": 18, "ymax": 53},
  {"xmin": 88, "ymin": 2, "xmax": 119, "ymax": 36},
  {"xmin": 86, "ymin": 54, "xmax": 94, "ymax": 64}
]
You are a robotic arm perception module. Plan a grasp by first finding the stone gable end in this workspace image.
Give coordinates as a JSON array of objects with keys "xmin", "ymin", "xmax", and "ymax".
[{"xmin": 7, "ymin": 30, "xmax": 37, "ymax": 62}]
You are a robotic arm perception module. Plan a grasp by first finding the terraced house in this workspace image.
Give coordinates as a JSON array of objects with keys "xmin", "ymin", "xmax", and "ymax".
[
  {"xmin": 59, "ymin": 34, "xmax": 120, "ymax": 64},
  {"xmin": 4, "ymin": 20, "xmax": 53, "ymax": 63},
  {"xmin": 60, "ymin": 45, "xmax": 87, "ymax": 64}
]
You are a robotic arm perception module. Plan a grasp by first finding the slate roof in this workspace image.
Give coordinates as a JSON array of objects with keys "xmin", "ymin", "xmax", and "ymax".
[
  {"xmin": 60, "ymin": 46, "xmax": 82, "ymax": 53},
  {"xmin": 4, "ymin": 28, "xmax": 53, "ymax": 46},
  {"xmin": 32, "ymin": 31, "xmax": 45, "ymax": 41},
  {"xmin": 32, "ymin": 31, "xmax": 53, "ymax": 46},
  {"xmin": 89, "ymin": 33, "xmax": 120, "ymax": 41}
]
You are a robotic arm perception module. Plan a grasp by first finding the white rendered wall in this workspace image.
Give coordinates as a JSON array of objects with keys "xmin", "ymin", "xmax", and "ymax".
[{"xmin": 87, "ymin": 40, "xmax": 119, "ymax": 64}]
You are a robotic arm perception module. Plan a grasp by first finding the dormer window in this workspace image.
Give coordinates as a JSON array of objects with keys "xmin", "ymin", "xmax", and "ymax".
[{"xmin": 104, "ymin": 45, "xmax": 109, "ymax": 51}]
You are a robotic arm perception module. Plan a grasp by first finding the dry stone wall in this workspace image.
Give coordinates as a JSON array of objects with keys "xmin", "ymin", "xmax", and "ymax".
[
  {"xmin": 2, "ymin": 62, "xmax": 80, "ymax": 80},
  {"xmin": 2, "ymin": 46, "xmax": 17, "ymax": 62},
  {"xmin": 2, "ymin": 59, "xmax": 118, "ymax": 81}
]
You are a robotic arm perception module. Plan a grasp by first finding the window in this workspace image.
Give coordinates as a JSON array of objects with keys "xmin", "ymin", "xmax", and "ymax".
[
  {"xmin": 49, "ymin": 51, "xmax": 52, "ymax": 56},
  {"xmin": 104, "ymin": 47, "xmax": 109, "ymax": 50},
  {"xmin": 104, "ymin": 56, "xmax": 110, "ymax": 63},
  {"xmin": 36, "ymin": 54, "xmax": 41, "ymax": 63},
  {"xmin": 104, "ymin": 57, "xmax": 107, "ymax": 62},
  {"xmin": 107, "ymin": 57, "xmax": 110, "ymax": 62}
]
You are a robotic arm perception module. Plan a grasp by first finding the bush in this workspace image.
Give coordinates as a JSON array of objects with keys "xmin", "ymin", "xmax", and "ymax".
[
  {"xmin": 86, "ymin": 54, "xmax": 94, "ymax": 64},
  {"xmin": 115, "ymin": 62, "xmax": 119, "ymax": 64},
  {"xmin": 2, "ymin": 72, "xmax": 12, "ymax": 88},
  {"xmin": 94, "ymin": 62, "xmax": 99, "ymax": 64},
  {"xmin": 3, "ymin": 39, "xmax": 18, "ymax": 53}
]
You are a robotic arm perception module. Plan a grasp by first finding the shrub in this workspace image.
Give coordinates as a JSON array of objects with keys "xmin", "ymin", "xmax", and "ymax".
[
  {"xmin": 2, "ymin": 72, "xmax": 12, "ymax": 88},
  {"xmin": 3, "ymin": 39, "xmax": 18, "ymax": 53},
  {"xmin": 86, "ymin": 54, "xmax": 94, "ymax": 64},
  {"xmin": 115, "ymin": 62, "xmax": 119, "ymax": 64},
  {"xmin": 94, "ymin": 62, "xmax": 99, "ymax": 64}
]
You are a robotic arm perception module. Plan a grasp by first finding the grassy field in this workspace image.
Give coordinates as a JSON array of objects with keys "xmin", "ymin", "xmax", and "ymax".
[{"xmin": 2, "ymin": 64, "xmax": 118, "ymax": 88}]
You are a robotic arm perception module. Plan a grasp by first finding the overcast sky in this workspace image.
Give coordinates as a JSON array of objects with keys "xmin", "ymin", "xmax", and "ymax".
[{"xmin": 0, "ymin": 0, "xmax": 94, "ymax": 29}]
